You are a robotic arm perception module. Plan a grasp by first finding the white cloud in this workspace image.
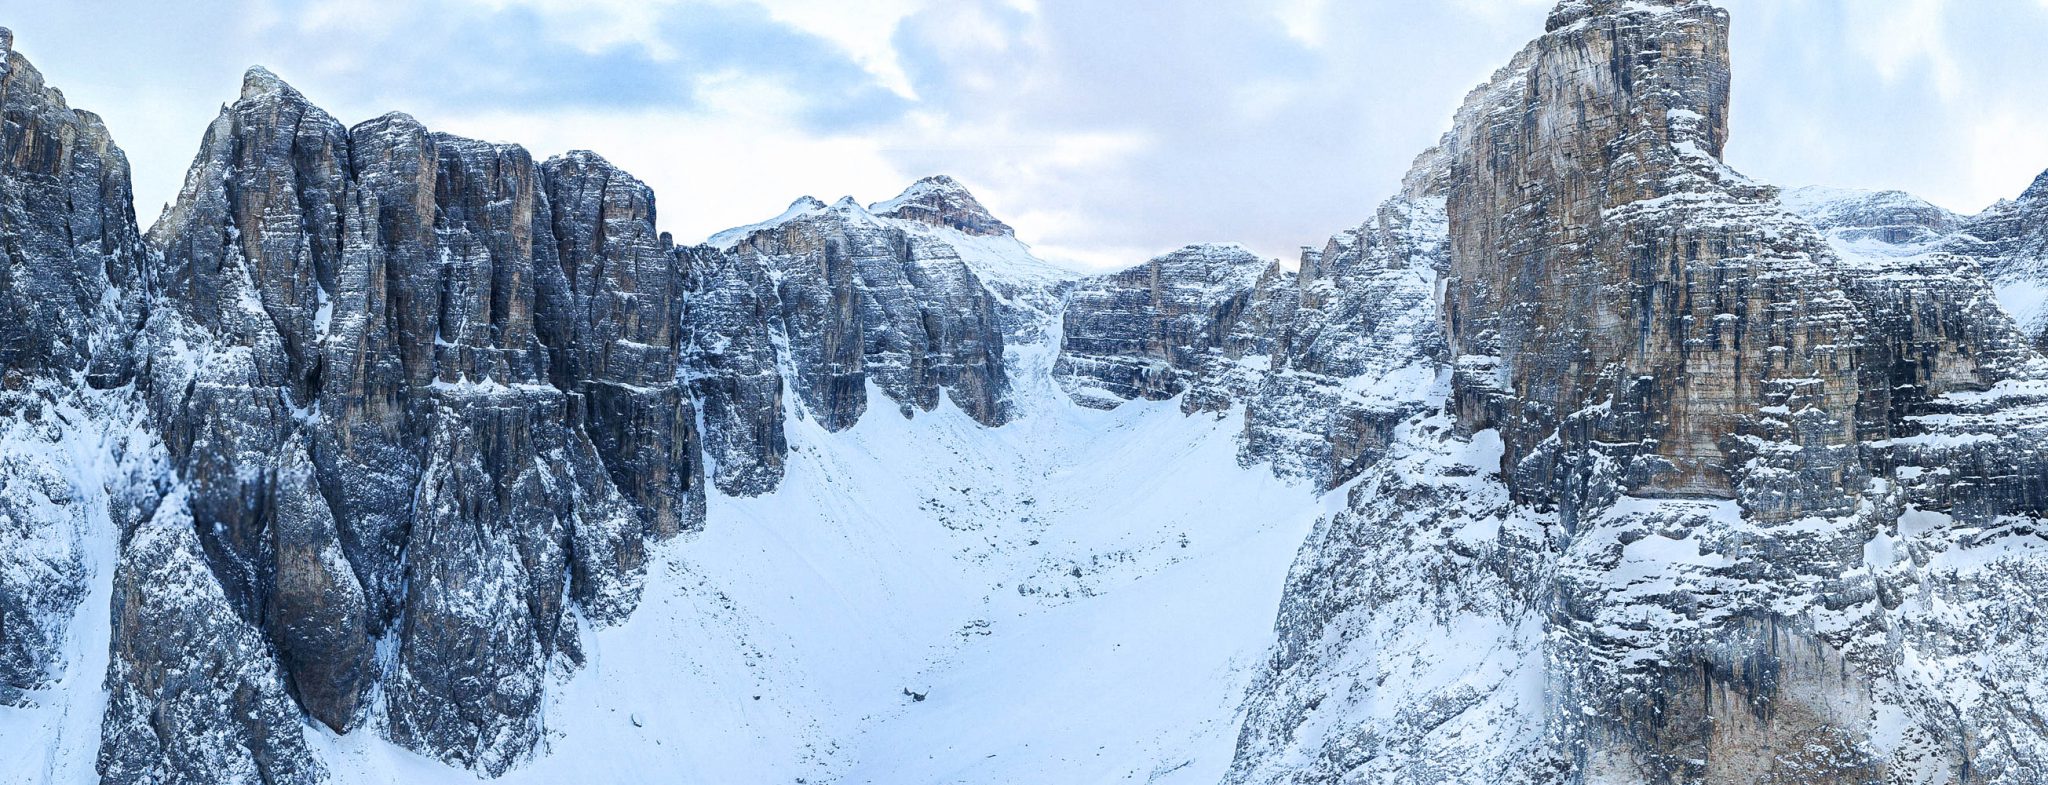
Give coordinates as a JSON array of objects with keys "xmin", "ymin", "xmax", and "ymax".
[
  {"xmin": 464, "ymin": 0, "xmax": 682, "ymax": 59},
  {"xmin": 1273, "ymin": 0, "xmax": 1331, "ymax": 48},
  {"xmin": 17, "ymin": 0, "xmax": 2048, "ymax": 268},
  {"xmin": 739, "ymin": 0, "xmax": 930, "ymax": 98},
  {"xmin": 1957, "ymin": 106, "xmax": 2048, "ymax": 212},
  {"xmin": 1844, "ymin": 0, "xmax": 1963, "ymax": 98}
]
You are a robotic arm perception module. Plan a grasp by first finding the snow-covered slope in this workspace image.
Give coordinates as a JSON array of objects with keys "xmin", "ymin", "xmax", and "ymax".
[
  {"xmin": 11, "ymin": 3, "xmax": 2048, "ymax": 783},
  {"xmin": 293, "ymin": 341, "xmax": 1334, "ymax": 785}
]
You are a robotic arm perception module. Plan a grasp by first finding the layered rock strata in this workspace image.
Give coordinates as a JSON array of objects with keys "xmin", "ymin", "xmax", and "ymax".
[
  {"xmin": 0, "ymin": 26, "xmax": 151, "ymax": 705},
  {"xmin": 723, "ymin": 196, "xmax": 1014, "ymax": 430},
  {"xmin": 1228, "ymin": 2, "xmax": 2048, "ymax": 783},
  {"xmin": 1052, "ymin": 243, "xmax": 1276, "ymax": 410},
  {"xmin": 0, "ymin": 33, "xmax": 1078, "ymax": 779}
]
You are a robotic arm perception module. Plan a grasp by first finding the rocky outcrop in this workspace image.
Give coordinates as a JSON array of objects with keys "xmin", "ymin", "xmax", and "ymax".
[
  {"xmin": 870, "ymin": 174, "xmax": 1013, "ymax": 238},
  {"xmin": 1229, "ymin": 2, "xmax": 2048, "ymax": 783},
  {"xmin": 0, "ymin": 29, "xmax": 150, "ymax": 390},
  {"xmin": 724, "ymin": 196, "xmax": 1014, "ymax": 430},
  {"xmin": 1238, "ymin": 191, "xmax": 1449, "ymax": 489},
  {"xmin": 1944, "ymin": 170, "xmax": 2048, "ymax": 351},
  {"xmin": 683, "ymin": 177, "xmax": 1071, "ymax": 496},
  {"xmin": 1439, "ymin": 0, "xmax": 1866, "ymax": 520},
  {"xmin": 540, "ymin": 150, "xmax": 705, "ymax": 540},
  {"xmin": 1047, "ymin": 186, "xmax": 1449, "ymax": 491},
  {"xmin": 681, "ymin": 243, "xmax": 789, "ymax": 496},
  {"xmin": 117, "ymin": 67, "xmax": 705, "ymax": 774},
  {"xmin": 0, "ymin": 27, "xmax": 152, "ymax": 706},
  {"xmin": 1052, "ymin": 243, "xmax": 1275, "ymax": 409},
  {"xmin": 136, "ymin": 69, "xmax": 372, "ymax": 743},
  {"xmin": 98, "ymin": 491, "xmax": 323, "ymax": 785}
]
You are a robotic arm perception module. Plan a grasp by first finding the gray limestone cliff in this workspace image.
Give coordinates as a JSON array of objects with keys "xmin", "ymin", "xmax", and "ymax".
[
  {"xmin": 1227, "ymin": 2, "xmax": 2048, "ymax": 783},
  {"xmin": 1943, "ymin": 171, "xmax": 2048, "ymax": 351},
  {"xmin": 1052, "ymin": 243, "xmax": 1276, "ymax": 410},
  {"xmin": 720, "ymin": 194, "xmax": 1015, "ymax": 431},
  {"xmin": 6, "ymin": 5, "xmax": 2048, "ymax": 783},
  {"xmin": 0, "ymin": 26, "xmax": 151, "ymax": 707},
  {"xmin": 1048, "ymin": 197, "xmax": 1448, "ymax": 491},
  {"xmin": 116, "ymin": 68, "xmax": 708, "ymax": 776}
]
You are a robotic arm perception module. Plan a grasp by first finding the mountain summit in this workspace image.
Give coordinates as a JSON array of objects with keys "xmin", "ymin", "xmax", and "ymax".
[
  {"xmin": 869, "ymin": 174, "xmax": 1015, "ymax": 237},
  {"xmin": 4, "ymin": 4, "xmax": 2048, "ymax": 784}
]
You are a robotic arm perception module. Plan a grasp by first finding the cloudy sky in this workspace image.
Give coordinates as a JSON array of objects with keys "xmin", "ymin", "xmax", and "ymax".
[{"xmin": 9, "ymin": 0, "xmax": 2048, "ymax": 268}]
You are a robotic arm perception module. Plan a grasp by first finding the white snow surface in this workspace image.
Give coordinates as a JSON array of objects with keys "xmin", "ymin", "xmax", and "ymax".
[
  {"xmin": 705, "ymin": 183, "xmax": 1089, "ymax": 289},
  {"xmin": 0, "ymin": 387, "xmax": 157, "ymax": 785},
  {"xmin": 1999, "ymin": 279, "xmax": 2048, "ymax": 340},
  {"xmin": 3, "ymin": 336, "xmax": 1335, "ymax": 784},
  {"xmin": 323, "ymin": 340, "xmax": 1328, "ymax": 784}
]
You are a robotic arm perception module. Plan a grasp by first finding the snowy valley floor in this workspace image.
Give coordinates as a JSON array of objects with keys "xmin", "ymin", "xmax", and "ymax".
[{"xmin": 3, "ymin": 345, "xmax": 1340, "ymax": 785}]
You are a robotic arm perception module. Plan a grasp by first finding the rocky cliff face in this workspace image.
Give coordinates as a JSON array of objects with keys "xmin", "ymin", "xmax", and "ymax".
[
  {"xmin": 1048, "ymin": 193, "xmax": 1448, "ymax": 490},
  {"xmin": 1237, "ymin": 190, "xmax": 1449, "ymax": 489},
  {"xmin": 117, "ymin": 68, "xmax": 693, "ymax": 775},
  {"xmin": 722, "ymin": 195, "xmax": 1014, "ymax": 431},
  {"xmin": 1227, "ymin": 2, "xmax": 2048, "ymax": 784},
  {"xmin": 1053, "ymin": 243, "xmax": 1278, "ymax": 410},
  {"xmin": 1943, "ymin": 171, "xmax": 2048, "ymax": 351},
  {"xmin": 0, "ymin": 27, "xmax": 150, "ymax": 707},
  {"xmin": 6, "ymin": 2, "xmax": 2048, "ymax": 781}
]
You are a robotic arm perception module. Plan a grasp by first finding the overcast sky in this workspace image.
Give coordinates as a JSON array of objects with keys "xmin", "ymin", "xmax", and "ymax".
[{"xmin": 9, "ymin": 0, "xmax": 2048, "ymax": 268}]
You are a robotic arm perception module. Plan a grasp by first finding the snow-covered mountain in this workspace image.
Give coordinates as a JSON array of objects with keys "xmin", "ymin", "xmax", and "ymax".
[{"xmin": 5, "ymin": 1, "xmax": 2048, "ymax": 783}]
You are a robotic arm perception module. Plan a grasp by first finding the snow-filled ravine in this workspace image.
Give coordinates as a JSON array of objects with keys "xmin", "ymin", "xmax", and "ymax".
[{"xmin": 0, "ymin": 337, "xmax": 1342, "ymax": 785}]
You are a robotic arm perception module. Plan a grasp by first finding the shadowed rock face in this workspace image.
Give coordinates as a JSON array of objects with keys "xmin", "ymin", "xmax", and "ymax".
[
  {"xmin": 681, "ymin": 243, "xmax": 789, "ymax": 496},
  {"xmin": 122, "ymin": 67, "xmax": 703, "ymax": 774},
  {"xmin": 0, "ymin": 29, "xmax": 149, "ymax": 390},
  {"xmin": 1052, "ymin": 243, "xmax": 1275, "ymax": 410},
  {"xmin": 0, "ymin": 27, "xmax": 151, "ymax": 705},
  {"xmin": 98, "ymin": 492, "xmax": 325, "ymax": 785},
  {"xmin": 727, "ymin": 196, "xmax": 1013, "ymax": 431},
  {"xmin": 1228, "ymin": 2, "xmax": 2048, "ymax": 784},
  {"xmin": 870, "ymin": 174, "xmax": 1015, "ymax": 238},
  {"xmin": 540, "ymin": 150, "xmax": 705, "ymax": 540}
]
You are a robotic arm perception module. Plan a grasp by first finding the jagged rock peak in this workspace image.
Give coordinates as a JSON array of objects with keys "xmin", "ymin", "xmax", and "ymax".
[
  {"xmin": 238, "ymin": 65, "xmax": 298, "ymax": 100},
  {"xmin": 1780, "ymin": 185, "xmax": 1961, "ymax": 248},
  {"xmin": 870, "ymin": 174, "xmax": 1015, "ymax": 237},
  {"xmin": 548, "ymin": 148, "xmax": 618, "ymax": 169},
  {"xmin": 1546, "ymin": 0, "xmax": 1705, "ymax": 30},
  {"xmin": 704, "ymin": 195, "xmax": 831, "ymax": 248},
  {"xmin": 1052, "ymin": 243, "xmax": 1277, "ymax": 410},
  {"xmin": 2020, "ymin": 166, "xmax": 2048, "ymax": 203}
]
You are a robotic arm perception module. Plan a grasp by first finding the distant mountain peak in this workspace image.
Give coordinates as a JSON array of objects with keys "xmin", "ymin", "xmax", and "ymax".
[
  {"xmin": 1547, "ymin": 0, "xmax": 1701, "ymax": 30},
  {"xmin": 1779, "ymin": 185, "xmax": 1960, "ymax": 250},
  {"xmin": 870, "ymin": 175, "xmax": 1014, "ymax": 237},
  {"xmin": 239, "ymin": 65, "xmax": 298, "ymax": 101}
]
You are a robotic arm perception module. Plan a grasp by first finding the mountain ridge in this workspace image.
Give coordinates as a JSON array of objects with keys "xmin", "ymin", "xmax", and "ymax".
[{"xmin": 4, "ymin": 1, "xmax": 2048, "ymax": 782}]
